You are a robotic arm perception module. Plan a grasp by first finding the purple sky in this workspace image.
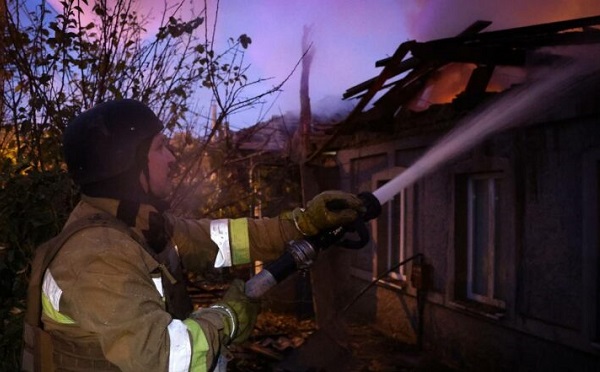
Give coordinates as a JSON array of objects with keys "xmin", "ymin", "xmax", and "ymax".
[
  {"xmin": 213, "ymin": 0, "xmax": 413, "ymax": 127},
  {"xmin": 216, "ymin": 0, "xmax": 600, "ymax": 128},
  {"xmin": 47, "ymin": 0, "xmax": 600, "ymax": 129}
]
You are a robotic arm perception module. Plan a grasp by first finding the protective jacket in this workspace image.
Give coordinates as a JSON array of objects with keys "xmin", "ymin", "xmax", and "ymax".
[{"xmin": 27, "ymin": 195, "xmax": 302, "ymax": 371}]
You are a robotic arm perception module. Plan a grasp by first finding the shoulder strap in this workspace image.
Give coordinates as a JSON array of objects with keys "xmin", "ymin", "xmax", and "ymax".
[{"xmin": 24, "ymin": 213, "xmax": 140, "ymax": 327}]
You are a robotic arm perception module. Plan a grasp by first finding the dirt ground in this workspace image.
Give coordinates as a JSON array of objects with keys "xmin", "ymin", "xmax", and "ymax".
[
  {"xmin": 228, "ymin": 311, "xmax": 457, "ymax": 372},
  {"xmin": 189, "ymin": 278, "xmax": 456, "ymax": 371}
]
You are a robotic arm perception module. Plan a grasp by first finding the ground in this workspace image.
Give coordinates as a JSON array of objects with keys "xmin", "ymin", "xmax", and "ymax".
[
  {"xmin": 189, "ymin": 275, "xmax": 456, "ymax": 371},
  {"xmin": 227, "ymin": 311, "xmax": 457, "ymax": 372}
]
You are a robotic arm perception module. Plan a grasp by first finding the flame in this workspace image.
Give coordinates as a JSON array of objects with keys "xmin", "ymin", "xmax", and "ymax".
[
  {"xmin": 403, "ymin": 0, "xmax": 600, "ymax": 112},
  {"xmin": 407, "ymin": 63, "xmax": 531, "ymax": 112},
  {"xmin": 488, "ymin": 66, "xmax": 528, "ymax": 92},
  {"xmin": 408, "ymin": 63, "xmax": 476, "ymax": 111}
]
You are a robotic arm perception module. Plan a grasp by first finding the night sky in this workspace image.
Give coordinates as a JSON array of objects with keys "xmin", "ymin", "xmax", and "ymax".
[{"xmin": 46, "ymin": 0, "xmax": 600, "ymax": 129}]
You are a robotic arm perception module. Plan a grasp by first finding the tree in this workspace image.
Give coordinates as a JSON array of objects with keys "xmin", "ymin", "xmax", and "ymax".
[
  {"xmin": 1, "ymin": 0, "xmax": 283, "ymax": 172},
  {"xmin": 0, "ymin": 0, "xmax": 297, "ymax": 368}
]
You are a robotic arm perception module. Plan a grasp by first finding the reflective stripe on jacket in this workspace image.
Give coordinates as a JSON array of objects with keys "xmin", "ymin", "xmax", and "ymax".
[
  {"xmin": 39, "ymin": 197, "xmax": 301, "ymax": 371},
  {"xmin": 166, "ymin": 207, "xmax": 302, "ymax": 273}
]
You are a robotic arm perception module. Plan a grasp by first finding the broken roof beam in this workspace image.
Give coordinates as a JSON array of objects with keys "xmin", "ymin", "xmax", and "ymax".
[
  {"xmin": 463, "ymin": 65, "xmax": 496, "ymax": 97},
  {"xmin": 425, "ymin": 14, "xmax": 600, "ymax": 48},
  {"xmin": 343, "ymin": 56, "xmax": 420, "ymax": 99},
  {"xmin": 348, "ymin": 58, "xmax": 440, "ymax": 111},
  {"xmin": 375, "ymin": 20, "xmax": 494, "ymax": 68},
  {"xmin": 345, "ymin": 20, "xmax": 497, "ymax": 100},
  {"xmin": 411, "ymin": 44, "xmax": 526, "ymax": 66},
  {"xmin": 455, "ymin": 20, "xmax": 494, "ymax": 37},
  {"xmin": 365, "ymin": 62, "xmax": 439, "ymax": 103},
  {"xmin": 478, "ymin": 14, "xmax": 600, "ymax": 40},
  {"xmin": 368, "ymin": 75, "xmax": 429, "ymax": 120},
  {"xmin": 507, "ymin": 30, "xmax": 600, "ymax": 48},
  {"xmin": 343, "ymin": 41, "xmax": 416, "ymax": 99}
]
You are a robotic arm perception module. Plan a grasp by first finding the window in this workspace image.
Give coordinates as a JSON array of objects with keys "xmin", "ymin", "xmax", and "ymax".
[
  {"xmin": 466, "ymin": 174, "xmax": 504, "ymax": 308},
  {"xmin": 455, "ymin": 172, "xmax": 506, "ymax": 310},
  {"xmin": 372, "ymin": 168, "xmax": 410, "ymax": 286}
]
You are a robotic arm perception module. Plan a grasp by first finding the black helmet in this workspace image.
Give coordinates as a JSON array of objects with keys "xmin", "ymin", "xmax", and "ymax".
[{"xmin": 63, "ymin": 99, "xmax": 164, "ymax": 185}]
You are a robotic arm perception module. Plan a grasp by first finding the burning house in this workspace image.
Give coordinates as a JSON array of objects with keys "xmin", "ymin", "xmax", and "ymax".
[{"xmin": 300, "ymin": 15, "xmax": 600, "ymax": 371}]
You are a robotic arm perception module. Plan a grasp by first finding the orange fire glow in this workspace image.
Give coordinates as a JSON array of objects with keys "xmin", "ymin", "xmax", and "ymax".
[
  {"xmin": 407, "ymin": 63, "xmax": 528, "ymax": 112},
  {"xmin": 407, "ymin": 63, "xmax": 476, "ymax": 111}
]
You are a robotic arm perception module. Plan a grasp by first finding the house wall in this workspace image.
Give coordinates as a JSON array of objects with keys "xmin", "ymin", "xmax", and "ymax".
[{"xmin": 336, "ymin": 114, "xmax": 600, "ymax": 371}]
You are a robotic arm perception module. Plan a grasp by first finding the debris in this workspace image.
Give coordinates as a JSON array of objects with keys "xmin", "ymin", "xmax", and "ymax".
[{"xmin": 227, "ymin": 311, "xmax": 317, "ymax": 370}]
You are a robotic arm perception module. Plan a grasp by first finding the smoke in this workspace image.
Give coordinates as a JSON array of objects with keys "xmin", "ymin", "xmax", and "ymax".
[{"xmin": 408, "ymin": 0, "xmax": 600, "ymax": 40}]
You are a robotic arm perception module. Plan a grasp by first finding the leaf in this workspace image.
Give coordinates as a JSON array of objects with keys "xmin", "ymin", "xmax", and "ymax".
[
  {"xmin": 94, "ymin": 4, "xmax": 106, "ymax": 16},
  {"xmin": 238, "ymin": 34, "xmax": 252, "ymax": 49},
  {"xmin": 39, "ymin": 74, "xmax": 52, "ymax": 85}
]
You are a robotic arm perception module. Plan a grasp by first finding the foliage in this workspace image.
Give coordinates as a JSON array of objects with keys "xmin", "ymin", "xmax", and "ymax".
[
  {"xmin": 169, "ymin": 121, "xmax": 302, "ymax": 220},
  {"xmin": 0, "ymin": 0, "xmax": 299, "ymax": 369},
  {"xmin": 0, "ymin": 170, "xmax": 77, "ymax": 370},
  {"xmin": 1, "ymin": 0, "xmax": 262, "ymax": 172}
]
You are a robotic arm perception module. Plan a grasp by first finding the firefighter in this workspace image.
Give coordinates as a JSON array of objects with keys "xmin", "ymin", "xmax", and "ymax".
[{"xmin": 25, "ymin": 99, "xmax": 365, "ymax": 371}]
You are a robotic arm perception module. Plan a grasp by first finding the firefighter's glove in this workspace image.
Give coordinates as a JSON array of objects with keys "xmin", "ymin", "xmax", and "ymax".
[
  {"xmin": 212, "ymin": 279, "xmax": 260, "ymax": 345},
  {"xmin": 293, "ymin": 190, "xmax": 366, "ymax": 236},
  {"xmin": 190, "ymin": 280, "xmax": 258, "ymax": 345}
]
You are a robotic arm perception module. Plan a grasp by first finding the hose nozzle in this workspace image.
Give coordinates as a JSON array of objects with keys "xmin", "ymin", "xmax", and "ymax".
[
  {"xmin": 357, "ymin": 191, "xmax": 382, "ymax": 221},
  {"xmin": 245, "ymin": 191, "xmax": 383, "ymax": 298}
]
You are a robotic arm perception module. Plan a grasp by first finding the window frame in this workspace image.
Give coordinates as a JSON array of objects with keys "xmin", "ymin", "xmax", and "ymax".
[
  {"xmin": 465, "ymin": 173, "xmax": 505, "ymax": 309},
  {"xmin": 371, "ymin": 167, "xmax": 411, "ymax": 287}
]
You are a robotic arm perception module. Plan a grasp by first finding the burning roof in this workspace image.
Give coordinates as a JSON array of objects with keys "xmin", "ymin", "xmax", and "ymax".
[{"xmin": 308, "ymin": 15, "xmax": 600, "ymax": 161}]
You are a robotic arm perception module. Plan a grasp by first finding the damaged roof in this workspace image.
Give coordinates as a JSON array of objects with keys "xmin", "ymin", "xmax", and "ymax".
[{"xmin": 308, "ymin": 14, "xmax": 600, "ymax": 161}]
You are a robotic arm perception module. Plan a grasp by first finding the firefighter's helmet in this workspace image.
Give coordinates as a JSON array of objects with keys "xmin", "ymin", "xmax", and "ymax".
[{"xmin": 63, "ymin": 99, "xmax": 163, "ymax": 185}]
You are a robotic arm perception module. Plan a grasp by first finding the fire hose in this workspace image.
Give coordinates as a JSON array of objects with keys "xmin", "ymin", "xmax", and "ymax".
[
  {"xmin": 217, "ymin": 192, "xmax": 382, "ymax": 370},
  {"xmin": 218, "ymin": 191, "xmax": 388, "ymax": 370},
  {"xmin": 245, "ymin": 191, "xmax": 382, "ymax": 299}
]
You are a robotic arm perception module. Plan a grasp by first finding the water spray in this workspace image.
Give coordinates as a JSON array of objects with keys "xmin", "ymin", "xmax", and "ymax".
[
  {"xmin": 245, "ymin": 49, "xmax": 600, "ymax": 299},
  {"xmin": 373, "ymin": 52, "xmax": 600, "ymax": 206}
]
